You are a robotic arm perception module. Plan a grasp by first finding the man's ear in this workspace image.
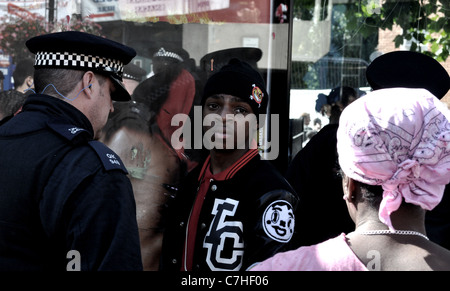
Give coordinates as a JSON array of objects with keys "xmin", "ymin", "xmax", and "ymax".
[
  {"xmin": 82, "ymin": 71, "xmax": 95, "ymax": 98},
  {"xmin": 25, "ymin": 76, "xmax": 34, "ymax": 88}
]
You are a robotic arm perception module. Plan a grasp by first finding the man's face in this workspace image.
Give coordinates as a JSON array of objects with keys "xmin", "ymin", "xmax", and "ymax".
[
  {"xmin": 89, "ymin": 75, "xmax": 115, "ymax": 139},
  {"xmin": 202, "ymin": 94, "xmax": 258, "ymax": 151}
]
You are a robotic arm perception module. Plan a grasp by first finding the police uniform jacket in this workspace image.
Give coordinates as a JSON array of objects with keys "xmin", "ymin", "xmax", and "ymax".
[
  {"xmin": 0, "ymin": 94, "xmax": 142, "ymax": 270},
  {"xmin": 161, "ymin": 149, "xmax": 299, "ymax": 271}
]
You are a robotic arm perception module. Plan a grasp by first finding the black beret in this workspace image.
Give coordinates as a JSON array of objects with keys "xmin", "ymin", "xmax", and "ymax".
[
  {"xmin": 366, "ymin": 51, "xmax": 450, "ymax": 99},
  {"xmin": 26, "ymin": 31, "xmax": 137, "ymax": 101},
  {"xmin": 202, "ymin": 58, "xmax": 268, "ymax": 115}
]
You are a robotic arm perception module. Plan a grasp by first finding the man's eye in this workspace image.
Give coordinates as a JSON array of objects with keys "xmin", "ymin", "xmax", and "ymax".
[
  {"xmin": 235, "ymin": 107, "xmax": 248, "ymax": 114},
  {"xmin": 207, "ymin": 103, "xmax": 219, "ymax": 110}
]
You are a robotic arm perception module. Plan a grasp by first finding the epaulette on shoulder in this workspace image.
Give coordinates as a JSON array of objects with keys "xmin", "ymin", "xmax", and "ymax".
[
  {"xmin": 47, "ymin": 119, "xmax": 127, "ymax": 173},
  {"xmin": 47, "ymin": 118, "xmax": 90, "ymax": 143},
  {"xmin": 88, "ymin": 140, "xmax": 128, "ymax": 174}
]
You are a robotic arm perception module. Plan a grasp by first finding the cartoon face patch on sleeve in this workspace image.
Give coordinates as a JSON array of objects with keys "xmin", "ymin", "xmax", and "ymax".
[{"xmin": 262, "ymin": 200, "xmax": 295, "ymax": 243}]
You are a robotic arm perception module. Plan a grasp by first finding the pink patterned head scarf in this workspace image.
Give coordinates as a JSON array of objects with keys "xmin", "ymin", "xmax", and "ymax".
[{"xmin": 337, "ymin": 88, "xmax": 450, "ymax": 230}]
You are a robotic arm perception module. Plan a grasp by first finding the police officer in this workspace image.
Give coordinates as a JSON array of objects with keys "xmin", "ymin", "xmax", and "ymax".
[{"xmin": 0, "ymin": 31, "xmax": 143, "ymax": 270}]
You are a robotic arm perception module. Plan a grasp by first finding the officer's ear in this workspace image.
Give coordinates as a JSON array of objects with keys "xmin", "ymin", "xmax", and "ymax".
[{"xmin": 82, "ymin": 71, "xmax": 95, "ymax": 98}]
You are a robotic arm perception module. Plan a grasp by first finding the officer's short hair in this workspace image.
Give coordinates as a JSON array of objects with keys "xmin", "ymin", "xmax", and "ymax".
[
  {"xmin": 33, "ymin": 68, "xmax": 85, "ymax": 97},
  {"xmin": 34, "ymin": 68, "xmax": 109, "ymax": 98}
]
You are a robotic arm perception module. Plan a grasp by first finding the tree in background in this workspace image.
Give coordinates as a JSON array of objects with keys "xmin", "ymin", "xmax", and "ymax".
[
  {"xmin": 0, "ymin": 10, "xmax": 102, "ymax": 63},
  {"xmin": 291, "ymin": 0, "xmax": 449, "ymax": 89},
  {"xmin": 348, "ymin": 0, "xmax": 449, "ymax": 62}
]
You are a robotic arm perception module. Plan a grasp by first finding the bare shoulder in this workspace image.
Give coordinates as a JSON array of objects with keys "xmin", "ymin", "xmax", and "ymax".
[
  {"xmin": 346, "ymin": 234, "xmax": 450, "ymax": 271},
  {"xmin": 424, "ymin": 242, "xmax": 450, "ymax": 271},
  {"xmin": 385, "ymin": 240, "xmax": 450, "ymax": 271}
]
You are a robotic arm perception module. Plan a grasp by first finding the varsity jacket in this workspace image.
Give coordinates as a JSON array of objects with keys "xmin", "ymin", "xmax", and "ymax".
[{"xmin": 160, "ymin": 149, "xmax": 299, "ymax": 271}]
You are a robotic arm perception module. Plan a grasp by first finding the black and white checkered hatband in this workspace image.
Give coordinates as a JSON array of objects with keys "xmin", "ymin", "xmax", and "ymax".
[
  {"xmin": 153, "ymin": 47, "xmax": 184, "ymax": 62},
  {"xmin": 34, "ymin": 51, "xmax": 124, "ymax": 79},
  {"xmin": 123, "ymin": 73, "xmax": 140, "ymax": 81}
]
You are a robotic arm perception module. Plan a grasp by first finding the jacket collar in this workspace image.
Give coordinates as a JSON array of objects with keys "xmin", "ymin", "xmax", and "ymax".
[
  {"xmin": 198, "ymin": 149, "xmax": 259, "ymax": 182},
  {"xmin": 21, "ymin": 94, "xmax": 94, "ymax": 137}
]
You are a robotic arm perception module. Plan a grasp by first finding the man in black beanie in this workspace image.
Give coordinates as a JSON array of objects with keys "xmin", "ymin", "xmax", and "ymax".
[{"xmin": 160, "ymin": 58, "xmax": 298, "ymax": 271}]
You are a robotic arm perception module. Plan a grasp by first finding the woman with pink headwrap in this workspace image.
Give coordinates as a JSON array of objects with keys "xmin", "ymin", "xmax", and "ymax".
[{"xmin": 250, "ymin": 88, "xmax": 450, "ymax": 270}]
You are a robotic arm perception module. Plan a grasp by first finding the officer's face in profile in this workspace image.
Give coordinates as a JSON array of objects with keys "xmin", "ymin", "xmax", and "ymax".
[{"xmin": 90, "ymin": 74, "xmax": 115, "ymax": 139}]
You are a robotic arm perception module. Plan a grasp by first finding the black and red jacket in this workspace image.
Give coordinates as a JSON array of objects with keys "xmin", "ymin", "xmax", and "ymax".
[{"xmin": 160, "ymin": 149, "xmax": 299, "ymax": 271}]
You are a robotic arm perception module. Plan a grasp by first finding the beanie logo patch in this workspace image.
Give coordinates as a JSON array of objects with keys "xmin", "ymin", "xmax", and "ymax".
[{"xmin": 250, "ymin": 84, "xmax": 264, "ymax": 106}]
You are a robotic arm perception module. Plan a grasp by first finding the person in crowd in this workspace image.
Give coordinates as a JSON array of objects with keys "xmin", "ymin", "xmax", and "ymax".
[
  {"xmin": 0, "ymin": 71, "xmax": 4, "ymax": 91},
  {"xmin": 237, "ymin": 1, "xmax": 261, "ymax": 23},
  {"xmin": 275, "ymin": 1, "xmax": 288, "ymax": 23},
  {"xmin": 100, "ymin": 45, "xmax": 198, "ymax": 270},
  {"xmin": 0, "ymin": 31, "xmax": 142, "ymax": 270},
  {"xmin": 0, "ymin": 58, "xmax": 35, "ymax": 121},
  {"xmin": 100, "ymin": 85, "xmax": 191, "ymax": 270},
  {"xmin": 144, "ymin": 45, "xmax": 199, "ymax": 170},
  {"xmin": 315, "ymin": 86, "xmax": 359, "ymax": 125},
  {"xmin": 122, "ymin": 63, "xmax": 147, "ymax": 95},
  {"xmin": 101, "ymin": 101, "xmax": 183, "ymax": 270},
  {"xmin": 160, "ymin": 58, "xmax": 299, "ymax": 271},
  {"xmin": 286, "ymin": 86, "xmax": 361, "ymax": 248},
  {"xmin": 299, "ymin": 112, "xmax": 315, "ymax": 147},
  {"xmin": 0, "ymin": 90, "xmax": 28, "ymax": 121},
  {"xmin": 300, "ymin": 112, "xmax": 311, "ymax": 131},
  {"xmin": 150, "ymin": 45, "xmax": 190, "ymax": 76},
  {"xmin": 13, "ymin": 58, "xmax": 35, "ymax": 94},
  {"xmin": 251, "ymin": 88, "xmax": 450, "ymax": 270},
  {"xmin": 366, "ymin": 50, "xmax": 450, "ymax": 250},
  {"xmin": 313, "ymin": 117, "xmax": 322, "ymax": 131},
  {"xmin": 287, "ymin": 51, "xmax": 450, "ymax": 250}
]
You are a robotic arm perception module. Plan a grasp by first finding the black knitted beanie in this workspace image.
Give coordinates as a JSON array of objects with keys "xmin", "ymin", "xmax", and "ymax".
[{"xmin": 201, "ymin": 58, "xmax": 268, "ymax": 115}]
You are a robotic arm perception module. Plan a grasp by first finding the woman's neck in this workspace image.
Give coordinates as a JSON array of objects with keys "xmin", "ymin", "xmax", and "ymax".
[{"xmin": 354, "ymin": 203, "xmax": 426, "ymax": 233}]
